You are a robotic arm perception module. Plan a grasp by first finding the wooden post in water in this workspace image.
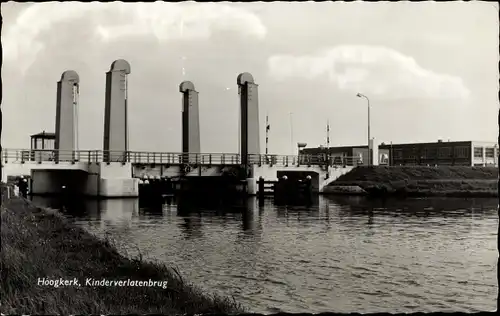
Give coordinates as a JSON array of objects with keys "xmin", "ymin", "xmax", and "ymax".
[
  {"xmin": 258, "ymin": 176, "xmax": 265, "ymax": 206},
  {"xmin": 274, "ymin": 176, "xmax": 286, "ymax": 203},
  {"xmin": 304, "ymin": 175, "xmax": 313, "ymax": 204}
]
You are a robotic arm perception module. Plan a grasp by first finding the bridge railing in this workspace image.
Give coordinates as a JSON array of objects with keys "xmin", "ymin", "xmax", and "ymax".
[
  {"xmin": 124, "ymin": 152, "xmax": 243, "ymax": 165},
  {"xmin": 0, "ymin": 149, "xmax": 103, "ymax": 164},
  {"xmin": 247, "ymin": 154, "xmax": 363, "ymax": 167},
  {"xmin": 1, "ymin": 149, "xmax": 362, "ymax": 167}
]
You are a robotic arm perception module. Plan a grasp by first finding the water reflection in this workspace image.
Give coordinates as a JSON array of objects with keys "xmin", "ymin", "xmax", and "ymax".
[
  {"xmin": 31, "ymin": 196, "xmax": 139, "ymax": 229},
  {"xmin": 325, "ymin": 195, "xmax": 495, "ymax": 219},
  {"xmin": 31, "ymin": 196, "xmax": 100, "ymax": 219},
  {"xmin": 33, "ymin": 194, "xmax": 498, "ymax": 313},
  {"xmin": 31, "ymin": 195, "xmax": 97, "ymax": 218},
  {"xmin": 99, "ymin": 199, "xmax": 138, "ymax": 228},
  {"xmin": 178, "ymin": 213, "xmax": 203, "ymax": 240},
  {"xmin": 273, "ymin": 196, "xmax": 322, "ymax": 228},
  {"xmin": 241, "ymin": 197, "xmax": 259, "ymax": 232}
]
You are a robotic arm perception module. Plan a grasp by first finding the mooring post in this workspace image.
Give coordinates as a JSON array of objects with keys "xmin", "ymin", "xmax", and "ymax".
[
  {"xmin": 276, "ymin": 175, "xmax": 288, "ymax": 201},
  {"xmin": 258, "ymin": 176, "xmax": 265, "ymax": 200},
  {"xmin": 305, "ymin": 175, "xmax": 313, "ymax": 200}
]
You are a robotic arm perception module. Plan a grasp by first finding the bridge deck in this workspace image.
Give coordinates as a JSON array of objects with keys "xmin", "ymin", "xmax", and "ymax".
[{"xmin": 1, "ymin": 149, "xmax": 362, "ymax": 167}]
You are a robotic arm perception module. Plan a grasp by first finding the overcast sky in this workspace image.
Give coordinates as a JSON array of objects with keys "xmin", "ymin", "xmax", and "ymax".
[{"xmin": 1, "ymin": 1, "xmax": 498, "ymax": 154}]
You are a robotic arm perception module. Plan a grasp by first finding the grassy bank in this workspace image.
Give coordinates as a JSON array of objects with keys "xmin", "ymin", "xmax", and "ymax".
[
  {"xmin": 1, "ymin": 192, "xmax": 245, "ymax": 314},
  {"xmin": 329, "ymin": 166, "xmax": 498, "ymax": 197}
]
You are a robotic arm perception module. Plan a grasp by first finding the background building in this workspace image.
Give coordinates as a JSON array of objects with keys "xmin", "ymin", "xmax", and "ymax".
[
  {"xmin": 380, "ymin": 140, "xmax": 498, "ymax": 167},
  {"xmin": 301, "ymin": 144, "xmax": 390, "ymax": 166},
  {"xmin": 302, "ymin": 140, "xmax": 498, "ymax": 167}
]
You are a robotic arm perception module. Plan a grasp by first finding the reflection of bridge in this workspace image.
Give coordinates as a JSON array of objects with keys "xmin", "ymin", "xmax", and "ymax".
[{"xmin": 1, "ymin": 59, "xmax": 357, "ymax": 197}]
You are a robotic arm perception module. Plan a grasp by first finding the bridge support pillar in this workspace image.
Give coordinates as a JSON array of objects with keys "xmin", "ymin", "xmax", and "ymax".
[
  {"xmin": 237, "ymin": 73, "xmax": 260, "ymax": 167},
  {"xmin": 103, "ymin": 59, "xmax": 131, "ymax": 163},
  {"xmin": 246, "ymin": 177, "xmax": 257, "ymax": 195},
  {"xmin": 180, "ymin": 81, "xmax": 201, "ymax": 164},
  {"xmin": 55, "ymin": 71, "xmax": 80, "ymax": 161},
  {"xmin": 86, "ymin": 163, "xmax": 138, "ymax": 197}
]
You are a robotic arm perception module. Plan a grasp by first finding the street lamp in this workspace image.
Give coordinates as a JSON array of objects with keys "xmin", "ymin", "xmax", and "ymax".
[
  {"xmin": 356, "ymin": 93, "xmax": 371, "ymax": 165},
  {"xmin": 289, "ymin": 112, "xmax": 294, "ymax": 155}
]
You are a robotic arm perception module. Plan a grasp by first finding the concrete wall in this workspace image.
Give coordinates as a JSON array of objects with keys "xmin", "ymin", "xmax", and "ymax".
[
  {"xmin": 132, "ymin": 164, "xmax": 227, "ymax": 178},
  {"xmin": 276, "ymin": 170, "xmax": 321, "ymax": 192},
  {"xmin": 85, "ymin": 164, "xmax": 100, "ymax": 196},
  {"xmin": 2, "ymin": 161, "xmax": 89, "ymax": 183},
  {"xmin": 103, "ymin": 60, "xmax": 131, "ymax": 162},
  {"xmin": 98, "ymin": 162, "xmax": 138, "ymax": 197},
  {"xmin": 55, "ymin": 70, "xmax": 79, "ymax": 156},
  {"xmin": 252, "ymin": 164, "xmax": 321, "ymax": 181},
  {"xmin": 100, "ymin": 178, "xmax": 138, "ymax": 197},
  {"xmin": 31, "ymin": 170, "xmax": 60, "ymax": 195},
  {"xmin": 5, "ymin": 161, "xmax": 137, "ymax": 198},
  {"xmin": 31, "ymin": 169, "xmax": 88, "ymax": 195},
  {"xmin": 320, "ymin": 166, "xmax": 355, "ymax": 190},
  {"xmin": 251, "ymin": 164, "xmax": 355, "ymax": 193}
]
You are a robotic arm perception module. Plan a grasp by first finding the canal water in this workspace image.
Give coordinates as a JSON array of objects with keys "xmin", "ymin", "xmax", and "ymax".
[{"xmin": 31, "ymin": 195, "xmax": 498, "ymax": 313}]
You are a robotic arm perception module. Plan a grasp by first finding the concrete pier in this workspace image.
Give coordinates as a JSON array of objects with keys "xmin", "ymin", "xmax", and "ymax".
[
  {"xmin": 103, "ymin": 59, "xmax": 131, "ymax": 163},
  {"xmin": 87, "ymin": 163, "xmax": 139, "ymax": 198},
  {"xmin": 27, "ymin": 164, "xmax": 138, "ymax": 198},
  {"xmin": 237, "ymin": 73, "xmax": 260, "ymax": 166},
  {"xmin": 180, "ymin": 81, "xmax": 201, "ymax": 164},
  {"xmin": 238, "ymin": 73, "xmax": 261, "ymax": 194},
  {"xmin": 55, "ymin": 70, "xmax": 80, "ymax": 161}
]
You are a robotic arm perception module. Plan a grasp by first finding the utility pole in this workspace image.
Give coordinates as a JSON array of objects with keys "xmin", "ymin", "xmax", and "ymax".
[
  {"xmin": 326, "ymin": 120, "xmax": 330, "ymax": 151},
  {"xmin": 390, "ymin": 141, "xmax": 393, "ymax": 166},
  {"xmin": 73, "ymin": 83, "xmax": 80, "ymax": 160},
  {"xmin": 265, "ymin": 114, "xmax": 270, "ymax": 155},
  {"xmin": 289, "ymin": 112, "xmax": 294, "ymax": 155},
  {"xmin": 357, "ymin": 93, "xmax": 371, "ymax": 165},
  {"xmin": 327, "ymin": 120, "xmax": 330, "ymax": 165}
]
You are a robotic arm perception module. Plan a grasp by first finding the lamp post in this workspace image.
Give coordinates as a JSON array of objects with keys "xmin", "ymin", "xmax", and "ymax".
[
  {"xmin": 289, "ymin": 112, "xmax": 294, "ymax": 155},
  {"xmin": 356, "ymin": 93, "xmax": 371, "ymax": 165}
]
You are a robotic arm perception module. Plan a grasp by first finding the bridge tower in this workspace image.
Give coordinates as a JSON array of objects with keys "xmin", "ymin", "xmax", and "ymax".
[
  {"xmin": 103, "ymin": 59, "xmax": 131, "ymax": 163},
  {"xmin": 179, "ymin": 81, "xmax": 201, "ymax": 164},
  {"xmin": 237, "ymin": 72, "xmax": 260, "ymax": 167},
  {"xmin": 55, "ymin": 70, "xmax": 80, "ymax": 161}
]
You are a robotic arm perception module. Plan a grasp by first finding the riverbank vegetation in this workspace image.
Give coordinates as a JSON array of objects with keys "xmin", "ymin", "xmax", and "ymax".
[
  {"xmin": 0, "ymin": 190, "xmax": 244, "ymax": 314},
  {"xmin": 329, "ymin": 166, "xmax": 498, "ymax": 197}
]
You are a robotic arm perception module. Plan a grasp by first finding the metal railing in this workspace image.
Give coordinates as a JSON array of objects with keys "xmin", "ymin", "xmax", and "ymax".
[{"xmin": 1, "ymin": 149, "xmax": 362, "ymax": 167}]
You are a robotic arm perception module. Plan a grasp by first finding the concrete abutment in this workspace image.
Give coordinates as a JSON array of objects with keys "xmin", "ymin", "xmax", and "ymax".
[{"xmin": 27, "ymin": 163, "xmax": 138, "ymax": 198}]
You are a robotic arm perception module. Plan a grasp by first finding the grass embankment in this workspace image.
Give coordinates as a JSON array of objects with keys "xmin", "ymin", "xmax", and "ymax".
[
  {"xmin": 0, "ymin": 187, "xmax": 244, "ymax": 314},
  {"xmin": 330, "ymin": 166, "xmax": 498, "ymax": 197}
]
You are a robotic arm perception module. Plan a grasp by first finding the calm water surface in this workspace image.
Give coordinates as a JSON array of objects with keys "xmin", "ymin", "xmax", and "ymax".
[{"xmin": 32, "ymin": 195, "xmax": 498, "ymax": 313}]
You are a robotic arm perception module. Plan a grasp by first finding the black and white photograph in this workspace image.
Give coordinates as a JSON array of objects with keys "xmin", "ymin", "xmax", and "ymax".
[{"xmin": 0, "ymin": 1, "xmax": 498, "ymax": 314}]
